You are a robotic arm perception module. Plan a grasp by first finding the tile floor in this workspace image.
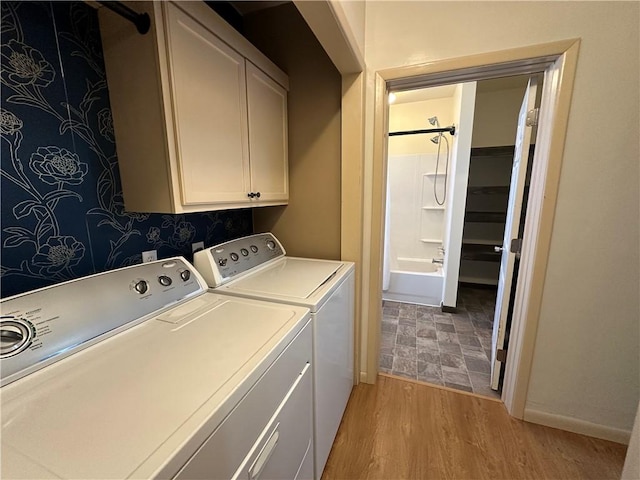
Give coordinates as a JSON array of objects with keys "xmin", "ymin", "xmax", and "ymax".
[{"xmin": 379, "ymin": 286, "xmax": 501, "ymax": 398}]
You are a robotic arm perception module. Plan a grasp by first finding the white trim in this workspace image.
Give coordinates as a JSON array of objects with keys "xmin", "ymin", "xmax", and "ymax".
[
  {"xmin": 524, "ymin": 408, "xmax": 632, "ymax": 445},
  {"xmin": 293, "ymin": 1, "xmax": 364, "ymax": 74}
]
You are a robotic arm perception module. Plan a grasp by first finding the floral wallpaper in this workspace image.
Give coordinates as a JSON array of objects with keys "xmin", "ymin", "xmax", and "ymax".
[{"xmin": 0, "ymin": 1, "xmax": 253, "ymax": 298}]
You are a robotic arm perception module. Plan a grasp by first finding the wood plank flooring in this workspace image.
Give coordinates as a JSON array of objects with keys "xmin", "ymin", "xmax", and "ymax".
[{"xmin": 322, "ymin": 375, "xmax": 627, "ymax": 480}]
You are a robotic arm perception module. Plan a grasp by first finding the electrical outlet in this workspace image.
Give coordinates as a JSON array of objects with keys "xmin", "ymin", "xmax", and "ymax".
[
  {"xmin": 192, "ymin": 241, "xmax": 204, "ymax": 253},
  {"xmin": 142, "ymin": 250, "xmax": 157, "ymax": 263}
]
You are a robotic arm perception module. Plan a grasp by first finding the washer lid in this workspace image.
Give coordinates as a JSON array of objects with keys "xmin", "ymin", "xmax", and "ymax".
[{"xmin": 224, "ymin": 258, "xmax": 342, "ymax": 300}]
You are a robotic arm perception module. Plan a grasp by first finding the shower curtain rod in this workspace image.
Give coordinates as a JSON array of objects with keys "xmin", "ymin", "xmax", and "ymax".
[
  {"xmin": 97, "ymin": 1, "xmax": 150, "ymax": 34},
  {"xmin": 389, "ymin": 125, "xmax": 456, "ymax": 137}
]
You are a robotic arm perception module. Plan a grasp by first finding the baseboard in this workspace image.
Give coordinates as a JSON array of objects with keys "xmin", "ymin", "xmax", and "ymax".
[
  {"xmin": 524, "ymin": 408, "xmax": 631, "ymax": 445},
  {"xmin": 360, "ymin": 371, "xmax": 369, "ymax": 383}
]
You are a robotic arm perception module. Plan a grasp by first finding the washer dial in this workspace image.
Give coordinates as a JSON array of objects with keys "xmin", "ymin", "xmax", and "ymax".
[
  {"xmin": 134, "ymin": 279, "xmax": 149, "ymax": 294},
  {"xmin": 1, "ymin": 319, "xmax": 34, "ymax": 358}
]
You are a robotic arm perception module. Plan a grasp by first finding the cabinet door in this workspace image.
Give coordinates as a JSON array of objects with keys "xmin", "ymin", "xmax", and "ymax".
[
  {"xmin": 165, "ymin": 4, "xmax": 251, "ymax": 205},
  {"xmin": 246, "ymin": 62, "xmax": 288, "ymax": 203}
]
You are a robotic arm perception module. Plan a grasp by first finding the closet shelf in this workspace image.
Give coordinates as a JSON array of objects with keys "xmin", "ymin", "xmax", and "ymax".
[
  {"xmin": 464, "ymin": 211, "xmax": 507, "ymax": 223},
  {"xmin": 462, "ymin": 238, "xmax": 502, "ymax": 246},
  {"xmin": 461, "ymin": 252, "xmax": 501, "ymax": 263},
  {"xmin": 467, "ymin": 186, "xmax": 510, "ymax": 195},
  {"xmin": 458, "ymin": 275, "xmax": 499, "ymax": 286},
  {"xmin": 461, "ymin": 243, "xmax": 502, "ymax": 262}
]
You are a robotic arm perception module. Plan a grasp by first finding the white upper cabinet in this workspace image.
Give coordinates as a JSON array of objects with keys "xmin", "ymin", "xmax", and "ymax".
[
  {"xmin": 246, "ymin": 62, "xmax": 288, "ymax": 202},
  {"xmin": 166, "ymin": 5, "xmax": 250, "ymax": 206},
  {"xmin": 99, "ymin": 1, "xmax": 289, "ymax": 213}
]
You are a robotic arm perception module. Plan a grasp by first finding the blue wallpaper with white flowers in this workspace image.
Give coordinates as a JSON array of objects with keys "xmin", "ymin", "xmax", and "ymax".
[{"xmin": 0, "ymin": 1, "xmax": 253, "ymax": 298}]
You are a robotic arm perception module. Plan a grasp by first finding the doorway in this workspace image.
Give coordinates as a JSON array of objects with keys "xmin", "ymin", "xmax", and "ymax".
[
  {"xmin": 379, "ymin": 75, "xmax": 537, "ymax": 398},
  {"xmin": 358, "ymin": 40, "xmax": 580, "ymax": 418}
]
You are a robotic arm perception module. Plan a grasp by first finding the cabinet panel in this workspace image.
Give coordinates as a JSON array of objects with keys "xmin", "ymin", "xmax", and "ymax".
[
  {"xmin": 166, "ymin": 4, "xmax": 250, "ymax": 205},
  {"xmin": 246, "ymin": 62, "xmax": 288, "ymax": 202}
]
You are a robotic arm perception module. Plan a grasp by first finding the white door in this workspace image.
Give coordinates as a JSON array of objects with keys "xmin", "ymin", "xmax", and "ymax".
[
  {"xmin": 246, "ymin": 62, "xmax": 289, "ymax": 203},
  {"xmin": 165, "ymin": 4, "xmax": 251, "ymax": 205},
  {"xmin": 490, "ymin": 78, "xmax": 538, "ymax": 390}
]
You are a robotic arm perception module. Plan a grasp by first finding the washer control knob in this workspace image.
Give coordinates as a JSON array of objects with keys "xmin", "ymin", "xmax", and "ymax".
[
  {"xmin": 158, "ymin": 275, "xmax": 172, "ymax": 287},
  {"xmin": 250, "ymin": 245, "xmax": 258, "ymax": 253},
  {"xmin": 230, "ymin": 252, "xmax": 239, "ymax": 261},
  {"xmin": 134, "ymin": 280, "xmax": 148, "ymax": 294},
  {"xmin": 266, "ymin": 240, "xmax": 276, "ymax": 250},
  {"xmin": 180, "ymin": 269, "xmax": 191, "ymax": 282},
  {"xmin": 218, "ymin": 258, "xmax": 227, "ymax": 267},
  {"xmin": 0, "ymin": 319, "xmax": 33, "ymax": 358},
  {"xmin": 240, "ymin": 248, "xmax": 249, "ymax": 257}
]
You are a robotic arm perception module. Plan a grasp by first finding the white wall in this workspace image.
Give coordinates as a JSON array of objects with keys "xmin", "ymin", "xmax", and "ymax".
[
  {"xmin": 441, "ymin": 82, "xmax": 476, "ymax": 308},
  {"xmin": 365, "ymin": 1, "xmax": 639, "ymax": 435},
  {"xmin": 245, "ymin": 4, "xmax": 343, "ymax": 260},
  {"xmin": 472, "ymin": 86, "xmax": 528, "ymax": 148},
  {"xmin": 388, "ymin": 98, "xmax": 454, "ymax": 155}
]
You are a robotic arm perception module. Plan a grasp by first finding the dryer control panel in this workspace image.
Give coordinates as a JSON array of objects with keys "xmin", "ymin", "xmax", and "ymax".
[
  {"xmin": 0, "ymin": 257, "xmax": 205, "ymax": 386},
  {"xmin": 193, "ymin": 233, "xmax": 285, "ymax": 288}
]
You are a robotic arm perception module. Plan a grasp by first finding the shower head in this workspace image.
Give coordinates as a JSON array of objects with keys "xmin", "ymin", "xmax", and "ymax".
[
  {"xmin": 428, "ymin": 116, "xmax": 440, "ymax": 127},
  {"xmin": 430, "ymin": 135, "xmax": 440, "ymax": 144}
]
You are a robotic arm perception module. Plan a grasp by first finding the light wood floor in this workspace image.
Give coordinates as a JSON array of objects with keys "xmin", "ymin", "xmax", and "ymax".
[{"xmin": 322, "ymin": 375, "xmax": 627, "ymax": 480}]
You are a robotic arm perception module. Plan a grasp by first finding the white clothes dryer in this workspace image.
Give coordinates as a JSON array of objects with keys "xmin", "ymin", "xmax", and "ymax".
[{"xmin": 194, "ymin": 232, "xmax": 355, "ymax": 479}]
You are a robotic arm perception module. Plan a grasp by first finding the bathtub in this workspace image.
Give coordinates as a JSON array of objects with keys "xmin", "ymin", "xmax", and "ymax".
[{"xmin": 382, "ymin": 257, "xmax": 443, "ymax": 307}]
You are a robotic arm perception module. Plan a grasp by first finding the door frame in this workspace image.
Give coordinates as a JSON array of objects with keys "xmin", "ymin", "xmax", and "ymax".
[{"xmin": 362, "ymin": 39, "xmax": 580, "ymax": 418}]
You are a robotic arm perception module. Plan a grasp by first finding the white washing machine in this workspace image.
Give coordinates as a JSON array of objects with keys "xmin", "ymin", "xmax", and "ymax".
[
  {"xmin": 0, "ymin": 257, "xmax": 313, "ymax": 479},
  {"xmin": 194, "ymin": 232, "xmax": 355, "ymax": 479}
]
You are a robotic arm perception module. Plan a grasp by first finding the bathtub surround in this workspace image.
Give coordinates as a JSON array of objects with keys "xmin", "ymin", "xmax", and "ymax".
[
  {"xmin": 382, "ymin": 261, "xmax": 443, "ymax": 306},
  {"xmin": 0, "ymin": 2, "xmax": 252, "ymax": 298},
  {"xmin": 379, "ymin": 286, "xmax": 500, "ymax": 399},
  {"xmin": 383, "ymin": 152, "xmax": 447, "ymax": 305},
  {"xmin": 384, "ymin": 82, "xmax": 475, "ymax": 311}
]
